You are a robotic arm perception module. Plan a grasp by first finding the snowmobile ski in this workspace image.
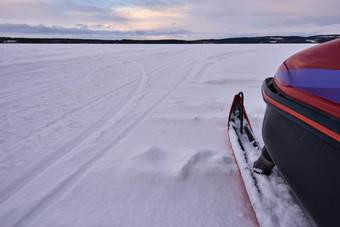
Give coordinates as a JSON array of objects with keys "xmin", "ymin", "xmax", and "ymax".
[{"xmin": 227, "ymin": 92, "xmax": 313, "ymax": 227}]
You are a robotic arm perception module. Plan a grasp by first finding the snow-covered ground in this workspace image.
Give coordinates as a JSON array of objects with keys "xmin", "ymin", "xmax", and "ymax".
[{"xmin": 0, "ymin": 44, "xmax": 314, "ymax": 227}]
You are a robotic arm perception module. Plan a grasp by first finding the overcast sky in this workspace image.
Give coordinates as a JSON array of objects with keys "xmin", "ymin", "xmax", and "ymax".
[{"xmin": 1, "ymin": 0, "xmax": 340, "ymax": 39}]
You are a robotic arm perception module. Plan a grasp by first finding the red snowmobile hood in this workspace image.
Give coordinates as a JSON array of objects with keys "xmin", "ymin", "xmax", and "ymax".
[{"xmin": 273, "ymin": 39, "xmax": 340, "ymax": 118}]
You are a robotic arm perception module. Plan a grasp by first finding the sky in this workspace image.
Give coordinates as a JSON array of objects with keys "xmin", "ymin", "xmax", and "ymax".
[{"xmin": 0, "ymin": 0, "xmax": 340, "ymax": 40}]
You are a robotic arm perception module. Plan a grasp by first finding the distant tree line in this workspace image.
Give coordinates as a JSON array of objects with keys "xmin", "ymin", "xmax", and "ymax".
[{"xmin": 1, "ymin": 35, "xmax": 339, "ymax": 44}]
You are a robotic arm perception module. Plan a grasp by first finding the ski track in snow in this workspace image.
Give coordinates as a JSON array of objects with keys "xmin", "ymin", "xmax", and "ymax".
[
  {"xmin": 0, "ymin": 78, "xmax": 137, "ymax": 204},
  {"xmin": 0, "ymin": 54, "xmax": 148, "ymax": 197},
  {"xmin": 0, "ymin": 57, "xmax": 104, "ymax": 106},
  {"xmin": 10, "ymin": 51, "xmax": 210, "ymax": 227},
  {"xmin": 0, "ymin": 44, "xmax": 314, "ymax": 227},
  {"xmin": 11, "ymin": 79, "xmax": 138, "ymax": 146}
]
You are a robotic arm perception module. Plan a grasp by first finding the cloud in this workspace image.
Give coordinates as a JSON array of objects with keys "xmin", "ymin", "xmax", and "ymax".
[
  {"xmin": 0, "ymin": 0, "xmax": 128, "ymax": 27},
  {"xmin": 0, "ymin": 23, "xmax": 189, "ymax": 39},
  {"xmin": 42, "ymin": 0, "xmax": 188, "ymax": 10},
  {"xmin": 0, "ymin": 0, "xmax": 190, "ymax": 38},
  {"xmin": 0, "ymin": 0, "xmax": 340, "ymax": 39},
  {"xmin": 177, "ymin": 0, "xmax": 340, "ymax": 38}
]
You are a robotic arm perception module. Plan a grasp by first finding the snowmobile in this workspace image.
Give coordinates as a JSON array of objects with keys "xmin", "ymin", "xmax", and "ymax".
[{"xmin": 228, "ymin": 39, "xmax": 340, "ymax": 227}]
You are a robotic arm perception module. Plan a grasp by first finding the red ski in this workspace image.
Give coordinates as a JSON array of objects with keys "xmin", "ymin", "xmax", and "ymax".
[{"xmin": 228, "ymin": 92, "xmax": 312, "ymax": 227}]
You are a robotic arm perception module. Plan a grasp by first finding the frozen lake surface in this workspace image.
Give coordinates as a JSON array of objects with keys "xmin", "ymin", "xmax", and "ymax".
[{"xmin": 0, "ymin": 44, "xmax": 313, "ymax": 226}]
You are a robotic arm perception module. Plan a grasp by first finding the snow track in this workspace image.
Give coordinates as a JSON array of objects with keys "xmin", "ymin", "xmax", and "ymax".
[
  {"xmin": 10, "ymin": 55, "xmax": 205, "ymax": 226},
  {"xmin": 0, "ymin": 44, "xmax": 313, "ymax": 227},
  {"xmin": 0, "ymin": 78, "xmax": 137, "ymax": 204}
]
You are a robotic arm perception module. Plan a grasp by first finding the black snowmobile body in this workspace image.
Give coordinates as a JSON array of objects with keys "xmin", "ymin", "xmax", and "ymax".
[{"xmin": 261, "ymin": 40, "xmax": 340, "ymax": 227}]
